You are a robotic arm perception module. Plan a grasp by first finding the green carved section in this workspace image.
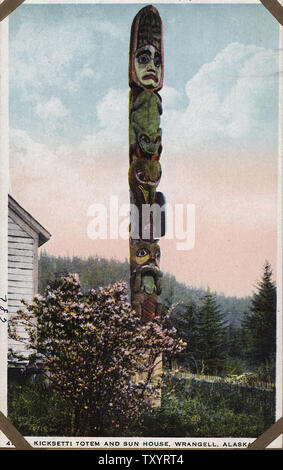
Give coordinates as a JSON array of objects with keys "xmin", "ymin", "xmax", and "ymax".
[{"xmin": 129, "ymin": 89, "xmax": 162, "ymax": 157}]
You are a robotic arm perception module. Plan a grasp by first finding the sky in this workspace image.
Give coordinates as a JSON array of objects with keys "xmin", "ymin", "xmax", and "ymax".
[{"xmin": 8, "ymin": 2, "xmax": 280, "ymax": 297}]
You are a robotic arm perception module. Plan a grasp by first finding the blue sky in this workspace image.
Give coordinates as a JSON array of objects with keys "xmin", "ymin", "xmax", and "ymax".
[
  {"xmin": 8, "ymin": 3, "xmax": 280, "ymax": 296},
  {"xmin": 9, "ymin": 3, "xmax": 279, "ymax": 148}
]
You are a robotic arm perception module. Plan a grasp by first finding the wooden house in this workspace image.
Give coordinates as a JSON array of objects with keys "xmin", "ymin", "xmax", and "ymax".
[{"xmin": 8, "ymin": 194, "xmax": 51, "ymax": 362}]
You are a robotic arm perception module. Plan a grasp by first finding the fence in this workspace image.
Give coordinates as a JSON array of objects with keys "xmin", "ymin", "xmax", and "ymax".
[{"xmin": 174, "ymin": 370, "xmax": 275, "ymax": 391}]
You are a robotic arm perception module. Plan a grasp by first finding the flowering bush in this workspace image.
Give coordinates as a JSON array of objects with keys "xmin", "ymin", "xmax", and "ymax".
[{"xmin": 9, "ymin": 275, "xmax": 184, "ymax": 435}]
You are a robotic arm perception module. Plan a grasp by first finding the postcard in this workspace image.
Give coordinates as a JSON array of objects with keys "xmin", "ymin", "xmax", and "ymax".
[{"xmin": 0, "ymin": 0, "xmax": 282, "ymax": 451}]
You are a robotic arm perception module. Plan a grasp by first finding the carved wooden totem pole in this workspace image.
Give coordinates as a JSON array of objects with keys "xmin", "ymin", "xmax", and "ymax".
[
  {"xmin": 129, "ymin": 5, "xmax": 165, "ymax": 326},
  {"xmin": 128, "ymin": 6, "xmax": 166, "ymax": 400}
]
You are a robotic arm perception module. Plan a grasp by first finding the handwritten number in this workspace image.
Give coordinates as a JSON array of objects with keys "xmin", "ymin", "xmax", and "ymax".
[{"xmin": 0, "ymin": 294, "xmax": 8, "ymax": 323}]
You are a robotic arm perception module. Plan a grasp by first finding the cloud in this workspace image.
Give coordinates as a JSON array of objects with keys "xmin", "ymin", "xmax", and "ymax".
[
  {"xmin": 73, "ymin": 42, "xmax": 278, "ymax": 168},
  {"xmin": 10, "ymin": 11, "xmax": 123, "ymax": 101},
  {"xmin": 162, "ymin": 42, "xmax": 278, "ymax": 157},
  {"xmin": 35, "ymin": 96, "xmax": 69, "ymax": 120},
  {"xmin": 65, "ymin": 65, "xmax": 100, "ymax": 93},
  {"xmin": 93, "ymin": 19, "xmax": 122, "ymax": 39},
  {"xmin": 10, "ymin": 128, "xmax": 58, "ymax": 171},
  {"xmin": 10, "ymin": 128, "xmax": 95, "ymax": 231},
  {"xmin": 9, "ymin": 126, "xmax": 130, "ymax": 261},
  {"xmin": 10, "ymin": 20, "xmax": 90, "ymax": 96},
  {"xmin": 161, "ymin": 85, "xmax": 182, "ymax": 109},
  {"xmin": 10, "ymin": 17, "xmax": 97, "ymax": 103},
  {"xmin": 79, "ymin": 88, "xmax": 128, "ymax": 159}
]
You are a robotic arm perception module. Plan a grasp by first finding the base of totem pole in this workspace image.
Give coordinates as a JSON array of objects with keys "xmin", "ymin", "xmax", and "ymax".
[{"xmin": 134, "ymin": 353, "xmax": 162, "ymax": 408}]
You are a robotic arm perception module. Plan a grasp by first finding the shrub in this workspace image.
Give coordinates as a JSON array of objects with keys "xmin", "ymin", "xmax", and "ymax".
[
  {"xmin": 9, "ymin": 276, "xmax": 184, "ymax": 436},
  {"xmin": 133, "ymin": 373, "xmax": 276, "ymax": 437}
]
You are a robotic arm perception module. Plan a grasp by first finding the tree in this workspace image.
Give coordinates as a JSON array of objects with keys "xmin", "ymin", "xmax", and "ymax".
[
  {"xmin": 38, "ymin": 253, "xmax": 130, "ymax": 294},
  {"xmin": 197, "ymin": 289, "xmax": 227, "ymax": 375},
  {"xmin": 242, "ymin": 261, "xmax": 276, "ymax": 368},
  {"xmin": 167, "ymin": 302, "xmax": 199, "ymax": 372},
  {"xmin": 9, "ymin": 275, "xmax": 184, "ymax": 436}
]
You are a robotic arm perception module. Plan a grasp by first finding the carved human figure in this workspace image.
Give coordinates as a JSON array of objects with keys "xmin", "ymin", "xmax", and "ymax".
[
  {"xmin": 130, "ymin": 238, "xmax": 163, "ymax": 322},
  {"xmin": 134, "ymin": 45, "xmax": 162, "ymax": 90},
  {"xmin": 129, "ymin": 5, "xmax": 164, "ymax": 92}
]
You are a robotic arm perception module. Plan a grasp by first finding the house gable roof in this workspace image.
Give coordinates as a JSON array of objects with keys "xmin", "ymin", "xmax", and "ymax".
[{"xmin": 8, "ymin": 194, "xmax": 51, "ymax": 247}]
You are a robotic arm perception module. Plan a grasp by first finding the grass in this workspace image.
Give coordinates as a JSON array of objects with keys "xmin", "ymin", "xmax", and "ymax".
[
  {"xmin": 133, "ymin": 374, "xmax": 276, "ymax": 437},
  {"xmin": 8, "ymin": 377, "xmax": 72, "ymax": 436},
  {"xmin": 8, "ymin": 373, "xmax": 276, "ymax": 438}
]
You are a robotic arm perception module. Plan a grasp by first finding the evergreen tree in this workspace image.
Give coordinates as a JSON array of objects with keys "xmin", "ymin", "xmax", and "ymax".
[
  {"xmin": 226, "ymin": 325, "xmax": 240, "ymax": 358},
  {"xmin": 168, "ymin": 302, "xmax": 199, "ymax": 372},
  {"xmin": 242, "ymin": 261, "xmax": 276, "ymax": 367},
  {"xmin": 197, "ymin": 289, "xmax": 227, "ymax": 375}
]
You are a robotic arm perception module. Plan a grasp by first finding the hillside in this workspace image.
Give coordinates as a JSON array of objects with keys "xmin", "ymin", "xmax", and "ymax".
[{"xmin": 39, "ymin": 252, "xmax": 251, "ymax": 328}]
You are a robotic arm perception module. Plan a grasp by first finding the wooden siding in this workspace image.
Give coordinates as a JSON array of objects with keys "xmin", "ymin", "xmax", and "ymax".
[{"xmin": 8, "ymin": 216, "xmax": 35, "ymax": 360}]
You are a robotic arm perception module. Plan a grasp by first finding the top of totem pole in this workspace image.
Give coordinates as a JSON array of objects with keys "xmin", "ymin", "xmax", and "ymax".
[{"xmin": 129, "ymin": 5, "xmax": 164, "ymax": 93}]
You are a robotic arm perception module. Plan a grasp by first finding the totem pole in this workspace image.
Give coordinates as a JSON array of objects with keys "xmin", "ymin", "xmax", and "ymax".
[{"xmin": 128, "ymin": 5, "xmax": 166, "ymax": 326}]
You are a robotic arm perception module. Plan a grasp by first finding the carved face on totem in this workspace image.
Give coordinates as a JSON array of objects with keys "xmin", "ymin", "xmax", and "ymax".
[
  {"xmin": 138, "ymin": 128, "xmax": 162, "ymax": 157},
  {"xmin": 129, "ymin": 155, "xmax": 161, "ymax": 205},
  {"xmin": 130, "ymin": 239, "xmax": 161, "ymax": 271},
  {"xmin": 129, "ymin": 5, "xmax": 164, "ymax": 91},
  {"xmin": 134, "ymin": 45, "xmax": 162, "ymax": 89}
]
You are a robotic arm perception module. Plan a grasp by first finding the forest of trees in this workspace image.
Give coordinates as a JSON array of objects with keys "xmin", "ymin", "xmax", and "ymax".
[
  {"xmin": 168, "ymin": 264, "xmax": 276, "ymax": 381},
  {"xmin": 39, "ymin": 251, "xmax": 250, "ymax": 324},
  {"xmin": 38, "ymin": 252, "xmax": 277, "ymax": 382},
  {"xmin": 8, "ymin": 253, "xmax": 277, "ymax": 437}
]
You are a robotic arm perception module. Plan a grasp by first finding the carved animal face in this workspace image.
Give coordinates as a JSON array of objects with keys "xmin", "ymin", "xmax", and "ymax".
[
  {"xmin": 129, "ymin": 156, "xmax": 161, "ymax": 190},
  {"xmin": 130, "ymin": 239, "xmax": 161, "ymax": 270},
  {"xmin": 137, "ymin": 129, "xmax": 162, "ymax": 156},
  {"xmin": 129, "ymin": 156, "xmax": 161, "ymax": 205}
]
